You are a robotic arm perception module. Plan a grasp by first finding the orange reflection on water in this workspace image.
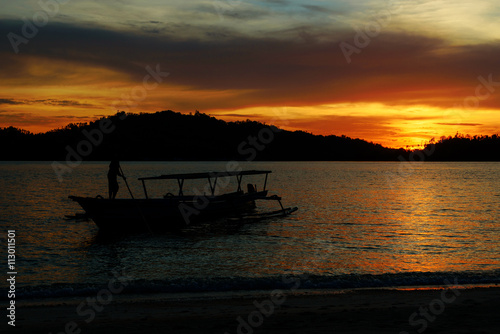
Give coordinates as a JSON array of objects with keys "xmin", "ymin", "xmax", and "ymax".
[{"xmin": 256, "ymin": 162, "xmax": 500, "ymax": 276}]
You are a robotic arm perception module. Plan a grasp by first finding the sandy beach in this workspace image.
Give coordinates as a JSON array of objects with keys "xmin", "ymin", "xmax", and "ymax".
[{"xmin": 7, "ymin": 286, "xmax": 500, "ymax": 334}]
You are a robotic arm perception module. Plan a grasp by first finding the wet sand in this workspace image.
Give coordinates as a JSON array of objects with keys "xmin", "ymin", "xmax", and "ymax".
[{"xmin": 7, "ymin": 286, "xmax": 500, "ymax": 333}]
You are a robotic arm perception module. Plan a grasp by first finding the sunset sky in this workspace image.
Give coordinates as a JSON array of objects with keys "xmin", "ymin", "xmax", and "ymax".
[{"xmin": 1, "ymin": 0, "xmax": 500, "ymax": 148}]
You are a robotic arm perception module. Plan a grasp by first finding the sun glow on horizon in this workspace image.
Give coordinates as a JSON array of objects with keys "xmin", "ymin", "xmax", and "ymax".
[
  {"xmin": 211, "ymin": 103, "xmax": 500, "ymax": 149},
  {"xmin": 2, "ymin": 100, "xmax": 500, "ymax": 150}
]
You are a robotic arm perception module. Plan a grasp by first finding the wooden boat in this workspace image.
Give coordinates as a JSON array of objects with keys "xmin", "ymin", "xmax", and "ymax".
[{"xmin": 69, "ymin": 170, "xmax": 297, "ymax": 233}]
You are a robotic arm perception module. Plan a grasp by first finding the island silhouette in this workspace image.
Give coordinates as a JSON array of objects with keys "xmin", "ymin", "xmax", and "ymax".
[{"xmin": 1, "ymin": 110, "xmax": 499, "ymax": 161}]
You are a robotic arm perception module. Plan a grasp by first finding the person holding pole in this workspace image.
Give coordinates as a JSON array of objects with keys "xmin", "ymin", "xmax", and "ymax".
[{"xmin": 108, "ymin": 158, "xmax": 124, "ymax": 199}]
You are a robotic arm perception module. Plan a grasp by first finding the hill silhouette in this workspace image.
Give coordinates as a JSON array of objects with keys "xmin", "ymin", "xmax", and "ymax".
[{"xmin": 0, "ymin": 110, "xmax": 498, "ymax": 161}]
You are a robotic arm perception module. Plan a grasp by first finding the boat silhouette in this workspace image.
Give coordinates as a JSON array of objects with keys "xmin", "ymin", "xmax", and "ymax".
[{"xmin": 69, "ymin": 170, "xmax": 297, "ymax": 233}]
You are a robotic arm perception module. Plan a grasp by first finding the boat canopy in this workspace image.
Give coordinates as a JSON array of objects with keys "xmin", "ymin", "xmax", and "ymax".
[
  {"xmin": 138, "ymin": 170, "xmax": 271, "ymax": 181},
  {"xmin": 137, "ymin": 170, "xmax": 272, "ymax": 198}
]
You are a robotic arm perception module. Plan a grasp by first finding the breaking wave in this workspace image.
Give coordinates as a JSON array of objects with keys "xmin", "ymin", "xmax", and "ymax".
[{"xmin": 16, "ymin": 270, "xmax": 500, "ymax": 300}]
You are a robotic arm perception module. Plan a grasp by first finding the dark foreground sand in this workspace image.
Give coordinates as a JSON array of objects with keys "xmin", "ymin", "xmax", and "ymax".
[{"xmin": 6, "ymin": 286, "xmax": 500, "ymax": 333}]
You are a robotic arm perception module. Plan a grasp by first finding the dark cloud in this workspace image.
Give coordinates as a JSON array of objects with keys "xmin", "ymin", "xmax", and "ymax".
[
  {"xmin": 212, "ymin": 113, "xmax": 259, "ymax": 118},
  {"xmin": 221, "ymin": 9, "xmax": 271, "ymax": 20},
  {"xmin": 1, "ymin": 20, "xmax": 500, "ymax": 111},
  {"xmin": 32, "ymin": 99, "xmax": 95, "ymax": 107},
  {"xmin": 260, "ymin": 0, "xmax": 290, "ymax": 5},
  {"xmin": 436, "ymin": 123, "xmax": 483, "ymax": 126},
  {"xmin": 301, "ymin": 4, "xmax": 344, "ymax": 16},
  {"xmin": 52, "ymin": 115, "xmax": 93, "ymax": 119},
  {"xmin": 0, "ymin": 97, "xmax": 94, "ymax": 107},
  {"xmin": 197, "ymin": 2, "xmax": 272, "ymax": 21},
  {"xmin": 0, "ymin": 98, "xmax": 23, "ymax": 105}
]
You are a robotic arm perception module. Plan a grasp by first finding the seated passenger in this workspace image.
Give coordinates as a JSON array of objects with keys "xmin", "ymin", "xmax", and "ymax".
[{"xmin": 247, "ymin": 183, "xmax": 256, "ymax": 193}]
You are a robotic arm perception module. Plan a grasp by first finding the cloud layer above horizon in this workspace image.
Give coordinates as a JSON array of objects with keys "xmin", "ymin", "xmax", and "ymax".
[{"xmin": 1, "ymin": 0, "xmax": 500, "ymax": 147}]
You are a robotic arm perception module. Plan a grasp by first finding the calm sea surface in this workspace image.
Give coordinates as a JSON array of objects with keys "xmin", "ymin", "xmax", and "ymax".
[{"xmin": 1, "ymin": 161, "xmax": 499, "ymax": 298}]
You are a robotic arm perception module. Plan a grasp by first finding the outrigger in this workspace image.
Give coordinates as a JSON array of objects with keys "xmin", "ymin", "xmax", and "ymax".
[{"xmin": 69, "ymin": 170, "xmax": 297, "ymax": 233}]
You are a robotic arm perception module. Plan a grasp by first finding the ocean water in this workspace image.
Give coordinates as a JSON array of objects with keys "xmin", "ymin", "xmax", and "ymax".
[{"xmin": 1, "ymin": 161, "xmax": 499, "ymax": 299}]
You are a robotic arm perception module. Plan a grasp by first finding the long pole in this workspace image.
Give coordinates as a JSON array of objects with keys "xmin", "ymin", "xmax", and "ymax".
[
  {"xmin": 119, "ymin": 165, "xmax": 153, "ymax": 235},
  {"xmin": 119, "ymin": 166, "xmax": 135, "ymax": 199}
]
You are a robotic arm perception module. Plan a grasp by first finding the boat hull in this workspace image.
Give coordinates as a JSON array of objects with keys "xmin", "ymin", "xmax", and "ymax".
[{"xmin": 69, "ymin": 191, "xmax": 265, "ymax": 233}]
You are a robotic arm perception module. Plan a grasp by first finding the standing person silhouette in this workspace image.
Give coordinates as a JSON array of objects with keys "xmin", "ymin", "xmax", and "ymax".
[{"xmin": 108, "ymin": 158, "xmax": 124, "ymax": 199}]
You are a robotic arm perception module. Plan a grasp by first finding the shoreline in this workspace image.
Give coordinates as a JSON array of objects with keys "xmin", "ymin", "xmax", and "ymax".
[
  {"xmin": 7, "ymin": 285, "xmax": 500, "ymax": 333},
  {"xmin": 15, "ymin": 282, "xmax": 500, "ymax": 306}
]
